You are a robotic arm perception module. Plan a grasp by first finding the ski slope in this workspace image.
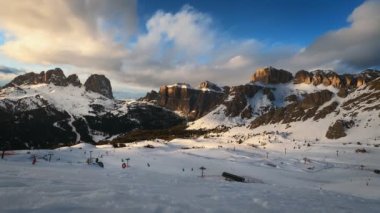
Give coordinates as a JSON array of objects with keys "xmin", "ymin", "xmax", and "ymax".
[{"xmin": 1, "ymin": 139, "xmax": 379, "ymax": 212}]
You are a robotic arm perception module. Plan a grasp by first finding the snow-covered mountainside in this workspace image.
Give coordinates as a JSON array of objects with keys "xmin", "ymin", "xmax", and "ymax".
[
  {"xmin": 0, "ymin": 69, "xmax": 183, "ymax": 149},
  {"xmin": 1, "ymin": 67, "xmax": 380, "ymax": 212},
  {"xmin": 141, "ymin": 67, "xmax": 380, "ymax": 143}
]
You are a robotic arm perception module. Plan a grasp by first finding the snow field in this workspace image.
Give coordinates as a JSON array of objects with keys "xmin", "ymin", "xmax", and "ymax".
[{"xmin": 1, "ymin": 138, "xmax": 380, "ymax": 213}]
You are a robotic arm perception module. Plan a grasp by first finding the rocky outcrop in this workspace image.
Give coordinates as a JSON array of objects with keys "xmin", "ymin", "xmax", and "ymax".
[
  {"xmin": 326, "ymin": 120, "xmax": 354, "ymax": 139},
  {"xmin": 224, "ymin": 84, "xmax": 262, "ymax": 118},
  {"xmin": 45, "ymin": 68, "xmax": 67, "ymax": 86},
  {"xmin": 67, "ymin": 74, "xmax": 82, "ymax": 87},
  {"xmin": 84, "ymin": 74, "xmax": 113, "ymax": 99},
  {"xmin": 300, "ymin": 90, "xmax": 333, "ymax": 109},
  {"xmin": 250, "ymin": 90, "xmax": 334, "ymax": 128},
  {"xmin": 337, "ymin": 88, "xmax": 348, "ymax": 98},
  {"xmin": 3, "ymin": 68, "xmax": 78, "ymax": 88},
  {"xmin": 138, "ymin": 90, "xmax": 160, "ymax": 103},
  {"xmin": 199, "ymin": 81, "xmax": 223, "ymax": 92},
  {"xmin": 293, "ymin": 69, "xmax": 380, "ymax": 88},
  {"xmin": 251, "ymin": 67, "xmax": 293, "ymax": 84},
  {"xmin": 294, "ymin": 70, "xmax": 313, "ymax": 84},
  {"xmin": 158, "ymin": 83, "xmax": 225, "ymax": 120}
]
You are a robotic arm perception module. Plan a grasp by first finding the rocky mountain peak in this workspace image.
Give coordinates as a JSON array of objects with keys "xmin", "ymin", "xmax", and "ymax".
[
  {"xmin": 199, "ymin": 81, "xmax": 223, "ymax": 92},
  {"xmin": 84, "ymin": 74, "xmax": 113, "ymax": 99},
  {"xmin": 293, "ymin": 69, "xmax": 380, "ymax": 88},
  {"xmin": 3, "ymin": 68, "xmax": 83, "ymax": 88},
  {"xmin": 251, "ymin": 66, "xmax": 293, "ymax": 84},
  {"xmin": 45, "ymin": 68, "xmax": 68, "ymax": 86},
  {"xmin": 66, "ymin": 74, "xmax": 82, "ymax": 87}
]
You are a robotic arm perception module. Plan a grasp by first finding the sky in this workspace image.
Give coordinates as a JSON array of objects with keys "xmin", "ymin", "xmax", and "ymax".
[{"xmin": 0, "ymin": 0, "xmax": 379, "ymax": 98}]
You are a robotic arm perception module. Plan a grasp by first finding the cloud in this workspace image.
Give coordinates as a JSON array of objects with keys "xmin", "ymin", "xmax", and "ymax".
[
  {"xmin": 0, "ymin": 65, "xmax": 24, "ymax": 86},
  {"xmin": 117, "ymin": 7, "xmax": 298, "ymax": 88},
  {"xmin": 0, "ymin": 0, "xmax": 137, "ymax": 71},
  {"xmin": 289, "ymin": 0, "xmax": 380, "ymax": 72},
  {"xmin": 0, "ymin": 65, "xmax": 23, "ymax": 74},
  {"xmin": 1, "ymin": 1, "xmax": 378, "ymax": 95}
]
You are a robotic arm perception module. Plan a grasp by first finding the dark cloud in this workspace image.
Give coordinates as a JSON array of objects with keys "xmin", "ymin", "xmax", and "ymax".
[{"xmin": 0, "ymin": 65, "xmax": 23, "ymax": 74}]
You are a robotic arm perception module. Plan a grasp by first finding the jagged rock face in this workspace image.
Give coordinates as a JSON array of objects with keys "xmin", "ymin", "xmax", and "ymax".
[
  {"xmin": 158, "ymin": 84, "xmax": 225, "ymax": 120},
  {"xmin": 356, "ymin": 76, "xmax": 366, "ymax": 87},
  {"xmin": 45, "ymin": 68, "xmax": 67, "ymax": 86},
  {"xmin": 138, "ymin": 90, "xmax": 160, "ymax": 103},
  {"xmin": 224, "ymin": 84, "xmax": 262, "ymax": 118},
  {"xmin": 337, "ymin": 88, "xmax": 348, "ymax": 98},
  {"xmin": 311, "ymin": 70, "xmax": 325, "ymax": 86},
  {"xmin": 342, "ymin": 74, "xmax": 356, "ymax": 87},
  {"xmin": 300, "ymin": 90, "xmax": 333, "ymax": 109},
  {"xmin": 250, "ymin": 90, "xmax": 334, "ymax": 128},
  {"xmin": 4, "ymin": 72, "xmax": 42, "ymax": 87},
  {"xmin": 67, "ymin": 74, "xmax": 81, "ymax": 87},
  {"xmin": 84, "ymin": 74, "xmax": 113, "ymax": 99},
  {"xmin": 326, "ymin": 120, "xmax": 354, "ymax": 139},
  {"xmin": 326, "ymin": 72, "xmax": 342, "ymax": 87},
  {"xmin": 285, "ymin": 94, "xmax": 298, "ymax": 103},
  {"xmin": 251, "ymin": 67, "xmax": 293, "ymax": 84},
  {"xmin": 199, "ymin": 81, "xmax": 223, "ymax": 92},
  {"xmin": 0, "ymin": 95, "xmax": 184, "ymax": 150},
  {"xmin": 294, "ymin": 70, "xmax": 313, "ymax": 84},
  {"xmin": 293, "ymin": 69, "xmax": 380, "ymax": 88},
  {"xmin": 3, "ymin": 68, "xmax": 83, "ymax": 88}
]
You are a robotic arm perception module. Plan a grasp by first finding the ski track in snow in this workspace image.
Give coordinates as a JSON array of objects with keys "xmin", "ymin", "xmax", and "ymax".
[{"xmin": 68, "ymin": 113, "xmax": 80, "ymax": 142}]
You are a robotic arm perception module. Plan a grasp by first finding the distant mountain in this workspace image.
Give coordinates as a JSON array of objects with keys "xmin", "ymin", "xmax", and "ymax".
[
  {"xmin": 0, "ymin": 69, "xmax": 184, "ymax": 149},
  {"xmin": 141, "ymin": 67, "xmax": 380, "ymax": 141}
]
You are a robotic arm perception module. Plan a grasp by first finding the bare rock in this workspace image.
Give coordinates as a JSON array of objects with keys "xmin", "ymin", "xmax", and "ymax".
[
  {"xmin": 45, "ymin": 68, "xmax": 68, "ymax": 86},
  {"xmin": 337, "ymin": 88, "xmax": 348, "ymax": 98},
  {"xmin": 138, "ymin": 90, "xmax": 160, "ymax": 103},
  {"xmin": 224, "ymin": 84, "xmax": 262, "ymax": 118},
  {"xmin": 326, "ymin": 72, "xmax": 342, "ymax": 87},
  {"xmin": 199, "ymin": 81, "xmax": 223, "ymax": 92},
  {"xmin": 294, "ymin": 70, "xmax": 313, "ymax": 84},
  {"xmin": 84, "ymin": 74, "xmax": 113, "ymax": 99},
  {"xmin": 300, "ymin": 90, "xmax": 333, "ymax": 110},
  {"xmin": 311, "ymin": 70, "xmax": 325, "ymax": 86},
  {"xmin": 251, "ymin": 67, "xmax": 293, "ymax": 84},
  {"xmin": 158, "ymin": 83, "xmax": 225, "ymax": 120},
  {"xmin": 285, "ymin": 94, "xmax": 298, "ymax": 102},
  {"xmin": 342, "ymin": 74, "xmax": 356, "ymax": 87},
  {"xmin": 67, "ymin": 74, "xmax": 81, "ymax": 87},
  {"xmin": 326, "ymin": 120, "xmax": 354, "ymax": 139},
  {"xmin": 3, "ymin": 68, "xmax": 69, "ymax": 87}
]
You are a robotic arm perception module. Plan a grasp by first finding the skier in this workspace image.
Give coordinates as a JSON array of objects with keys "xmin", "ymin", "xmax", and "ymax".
[{"xmin": 32, "ymin": 155, "xmax": 36, "ymax": 165}]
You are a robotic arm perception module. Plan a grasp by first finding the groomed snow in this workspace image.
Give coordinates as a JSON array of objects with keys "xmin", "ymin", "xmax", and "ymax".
[{"xmin": 1, "ymin": 138, "xmax": 379, "ymax": 212}]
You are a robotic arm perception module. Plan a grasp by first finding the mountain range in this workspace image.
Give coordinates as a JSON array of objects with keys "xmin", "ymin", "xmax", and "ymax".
[{"xmin": 1, "ymin": 67, "xmax": 379, "ymax": 149}]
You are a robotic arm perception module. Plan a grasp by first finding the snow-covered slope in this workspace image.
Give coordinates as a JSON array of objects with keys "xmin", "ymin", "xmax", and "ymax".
[
  {"xmin": 0, "ymin": 83, "xmax": 183, "ymax": 149},
  {"xmin": 188, "ymin": 82, "xmax": 340, "ymax": 130},
  {"xmin": 1, "ymin": 140, "xmax": 379, "ymax": 212},
  {"xmin": 188, "ymin": 78, "xmax": 380, "ymax": 144},
  {"xmin": 0, "ymin": 83, "xmax": 116, "ymax": 116}
]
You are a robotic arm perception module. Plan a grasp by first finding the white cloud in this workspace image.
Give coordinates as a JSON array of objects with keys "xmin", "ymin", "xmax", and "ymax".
[
  {"xmin": 1, "ymin": 1, "xmax": 378, "ymax": 95},
  {"xmin": 0, "ymin": 0, "xmax": 136, "ymax": 71},
  {"xmin": 117, "ymin": 7, "xmax": 298, "ymax": 88},
  {"xmin": 289, "ymin": 0, "xmax": 380, "ymax": 72}
]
